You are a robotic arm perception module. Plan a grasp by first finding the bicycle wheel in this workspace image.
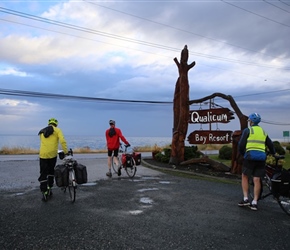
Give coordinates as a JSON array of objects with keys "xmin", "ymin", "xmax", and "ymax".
[
  {"xmin": 68, "ymin": 185, "xmax": 76, "ymax": 203},
  {"xmin": 112, "ymin": 156, "xmax": 122, "ymax": 174},
  {"xmin": 125, "ymin": 157, "xmax": 137, "ymax": 178},
  {"xmin": 68, "ymin": 170, "xmax": 76, "ymax": 203},
  {"xmin": 277, "ymin": 195, "xmax": 290, "ymax": 216}
]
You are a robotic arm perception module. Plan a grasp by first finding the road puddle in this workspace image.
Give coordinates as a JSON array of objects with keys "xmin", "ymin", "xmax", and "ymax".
[
  {"xmin": 129, "ymin": 210, "xmax": 143, "ymax": 215},
  {"xmin": 140, "ymin": 197, "xmax": 153, "ymax": 204},
  {"xmin": 141, "ymin": 177, "xmax": 160, "ymax": 180},
  {"xmin": 159, "ymin": 181, "xmax": 171, "ymax": 184},
  {"xmin": 15, "ymin": 193, "xmax": 24, "ymax": 196},
  {"xmin": 81, "ymin": 182, "xmax": 97, "ymax": 186},
  {"xmin": 138, "ymin": 188, "xmax": 159, "ymax": 192}
]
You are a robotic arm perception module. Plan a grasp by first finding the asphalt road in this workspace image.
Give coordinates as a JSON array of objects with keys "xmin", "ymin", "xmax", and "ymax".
[{"xmin": 0, "ymin": 155, "xmax": 290, "ymax": 250}]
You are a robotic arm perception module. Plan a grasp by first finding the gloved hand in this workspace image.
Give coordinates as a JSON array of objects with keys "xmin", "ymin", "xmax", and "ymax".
[{"xmin": 126, "ymin": 144, "xmax": 131, "ymax": 147}]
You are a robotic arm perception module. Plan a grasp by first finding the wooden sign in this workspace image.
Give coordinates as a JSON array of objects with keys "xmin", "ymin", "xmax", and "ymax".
[
  {"xmin": 189, "ymin": 108, "xmax": 234, "ymax": 124},
  {"xmin": 188, "ymin": 130, "xmax": 233, "ymax": 144}
]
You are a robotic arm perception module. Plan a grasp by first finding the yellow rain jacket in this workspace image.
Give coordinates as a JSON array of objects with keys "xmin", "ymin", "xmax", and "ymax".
[{"xmin": 39, "ymin": 125, "xmax": 68, "ymax": 159}]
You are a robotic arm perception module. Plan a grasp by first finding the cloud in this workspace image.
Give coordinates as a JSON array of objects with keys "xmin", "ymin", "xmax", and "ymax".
[
  {"xmin": 0, "ymin": 0, "xmax": 289, "ymax": 141},
  {"xmin": 0, "ymin": 98, "xmax": 41, "ymax": 115},
  {"xmin": 0, "ymin": 67, "xmax": 30, "ymax": 77}
]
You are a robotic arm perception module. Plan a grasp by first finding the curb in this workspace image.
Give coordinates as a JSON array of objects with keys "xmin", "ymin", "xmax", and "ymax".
[{"xmin": 141, "ymin": 158, "xmax": 241, "ymax": 184}]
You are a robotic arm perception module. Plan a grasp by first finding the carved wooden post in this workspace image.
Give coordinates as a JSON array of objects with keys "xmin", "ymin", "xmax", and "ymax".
[
  {"xmin": 231, "ymin": 130, "xmax": 244, "ymax": 174},
  {"xmin": 170, "ymin": 45, "xmax": 195, "ymax": 165}
]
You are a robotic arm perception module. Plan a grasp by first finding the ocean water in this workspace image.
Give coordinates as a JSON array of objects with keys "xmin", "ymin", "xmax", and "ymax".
[
  {"xmin": 0, "ymin": 135, "xmax": 175, "ymax": 150},
  {"xmin": 0, "ymin": 135, "xmax": 285, "ymax": 151}
]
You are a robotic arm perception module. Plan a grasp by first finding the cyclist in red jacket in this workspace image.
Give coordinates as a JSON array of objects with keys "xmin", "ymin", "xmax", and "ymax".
[{"xmin": 105, "ymin": 120, "xmax": 130, "ymax": 177}]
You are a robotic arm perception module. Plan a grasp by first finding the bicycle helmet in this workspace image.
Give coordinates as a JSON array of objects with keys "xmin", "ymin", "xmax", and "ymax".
[
  {"xmin": 248, "ymin": 113, "xmax": 261, "ymax": 125},
  {"xmin": 48, "ymin": 118, "xmax": 58, "ymax": 126},
  {"xmin": 109, "ymin": 119, "xmax": 115, "ymax": 125}
]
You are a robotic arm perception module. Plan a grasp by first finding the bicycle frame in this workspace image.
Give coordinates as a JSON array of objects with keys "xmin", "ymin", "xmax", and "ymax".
[{"xmin": 111, "ymin": 144, "xmax": 137, "ymax": 178}]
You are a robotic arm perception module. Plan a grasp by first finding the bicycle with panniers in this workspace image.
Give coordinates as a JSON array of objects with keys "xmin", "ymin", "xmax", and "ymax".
[
  {"xmin": 249, "ymin": 154, "xmax": 290, "ymax": 216},
  {"xmin": 54, "ymin": 149, "xmax": 88, "ymax": 203},
  {"xmin": 111, "ymin": 144, "xmax": 141, "ymax": 178}
]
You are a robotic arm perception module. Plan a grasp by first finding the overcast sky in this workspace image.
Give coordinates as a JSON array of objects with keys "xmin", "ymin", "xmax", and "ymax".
[{"xmin": 0, "ymin": 0, "xmax": 290, "ymax": 141}]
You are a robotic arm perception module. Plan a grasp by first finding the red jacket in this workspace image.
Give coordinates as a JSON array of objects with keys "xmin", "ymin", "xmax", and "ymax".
[{"xmin": 105, "ymin": 126, "xmax": 129, "ymax": 150}]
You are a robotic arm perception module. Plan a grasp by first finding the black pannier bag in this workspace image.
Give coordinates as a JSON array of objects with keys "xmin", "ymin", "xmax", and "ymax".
[
  {"xmin": 280, "ymin": 169, "xmax": 290, "ymax": 197},
  {"xmin": 74, "ymin": 163, "xmax": 88, "ymax": 184},
  {"xmin": 271, "ymin": 169, "xmax": 290, "ymax": 197},
  {"xmin": 54, "ymin": 164, "xmax": 69, "ymax": 187},
  {"xmin": 133, "ymin": 152, "xmax": 141, "ymax": 166},
  {"xmin": 126, "ymin": 154, "xmax": 133, "ymax": 168}
]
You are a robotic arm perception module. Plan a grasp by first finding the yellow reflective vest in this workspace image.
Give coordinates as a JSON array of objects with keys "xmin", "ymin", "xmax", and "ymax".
[
  {"xmin": 39, "ymin": 126, "xmax": 68, "ymax": 159},
  {"xmin": 246, "ymin": 126, "xmax": 267, "ymax": 152}
]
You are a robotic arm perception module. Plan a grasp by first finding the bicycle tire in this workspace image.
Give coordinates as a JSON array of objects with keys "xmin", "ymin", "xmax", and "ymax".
[
  {"xmin": 277, "ymin": 195, "xmax": 290, "ymax": 216},
  {"xmin": 68, "ymin": 170, "xmax": 77, "ymax": 203},
  {"xmin": 68, "ymin": 185, "xmax": 76, "ymax": 203},
  {"xmin": 112, "ymin": 156, "xmax": 122, "ymax": 174},
  {"xmin": 125, "ymin": 157, "xmax": 137, "ymax": 178}
]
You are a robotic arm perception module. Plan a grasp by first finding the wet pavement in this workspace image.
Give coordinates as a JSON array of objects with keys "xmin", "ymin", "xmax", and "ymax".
[
  {"xmin": 0, "ymin": 153, "xmax": 153, "ymax": 190},
  {"xmin": 0, "ymin": 155, "xmax": 290, "ymax": 249}
]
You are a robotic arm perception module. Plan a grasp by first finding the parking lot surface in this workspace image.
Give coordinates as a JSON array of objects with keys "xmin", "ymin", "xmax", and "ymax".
[{"xmin": 0, "ymin": 155, "xmax": 290, "ymax": 249}]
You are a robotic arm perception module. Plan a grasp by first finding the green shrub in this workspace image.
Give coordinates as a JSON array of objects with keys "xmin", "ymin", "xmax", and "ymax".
[
  {"xmin": 154, "ymin": 146, "xmax": 201, "ymax": 163},
  {"xmin": 286, "ymin": 144, "xmax": 290, "ymax": 153},
  {"xmin": 219, "ymin": 145, "xmax": 232, "ymax": 160},
  {"xmin": 154, "ymin": 151, "xmax": 170, "ymax": 163},
  {"xmin": 273, "ymin": 141, "xmax": 285, "ymax": 155},
  {"xmin": 184, "ymin": 145, "xmax": 201, "ymax": 161}
]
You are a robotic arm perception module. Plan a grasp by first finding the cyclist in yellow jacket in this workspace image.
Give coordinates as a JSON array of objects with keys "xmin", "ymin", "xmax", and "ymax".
[
  {"xmin": 238, "ymin": 113, "xmax": 275, "ymax": 211},
  {"xmin": 38, "ymin": 118, "xmax": 68, "ymax": 201}
]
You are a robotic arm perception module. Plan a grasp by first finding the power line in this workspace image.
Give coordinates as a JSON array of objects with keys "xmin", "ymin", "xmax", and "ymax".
[
  {"xmin": 261, "ymin": 120, "xmax": 290, "ymax": 126},
  {"xmin": 233, "ymin": 88, "xmax": 290, "ymax": 98},
  {"xmin": 0, "ymin": 88, "xmax": 172, "ymax": 104},
  {"xmin": 221, "ymin": 0, "xmax": 290, "ymax": 28},
  {"xmin": 279, "ymin": 0, "xmax": 290, "ymax": 7},
  {"xmin": 83, "ymin": 0, "xmax": 272, "ymax": 57},
  {"xmin": 1, "ymin": 88, "xmax": 290, "ymax": 126},
  {"xmin": 263, "ymin": 0, "xmax": 290, "ymax": 14},
  {"xmin": 2, "ymin": 17, "xmax": 290, "ymax": 85},
  {"xmin": 2, "ymin": 88, "xmax": 290, "ymax": 103},
  {"xmin": 1, "ymin": 7, "xmax": 289, "ymax": 70},
  {"xmin": 0, "ymin": 17, "xmax": 170, "ymax": 59}
]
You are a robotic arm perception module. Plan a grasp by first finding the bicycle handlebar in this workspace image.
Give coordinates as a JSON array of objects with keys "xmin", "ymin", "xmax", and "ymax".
[
  {"xmin": 273, "ymin": 155, "xmax": 285, "ymax": 160},
  {"xmin": 67, "ymin": 148, "xmax": 73, "ymax": 156},
  {"xmin": 58, "ymin": 148, "xmax": 73, "ymax": 160}
]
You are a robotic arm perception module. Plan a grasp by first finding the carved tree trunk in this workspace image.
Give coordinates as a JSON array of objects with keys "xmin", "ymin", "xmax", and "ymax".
[
  {"xmin": 170, "ymin": 46, "xmax": 195, "ymax": 165},
  {"xmin": 231, "ymin": 130, "xmax": 244, "ymax": 174}
]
